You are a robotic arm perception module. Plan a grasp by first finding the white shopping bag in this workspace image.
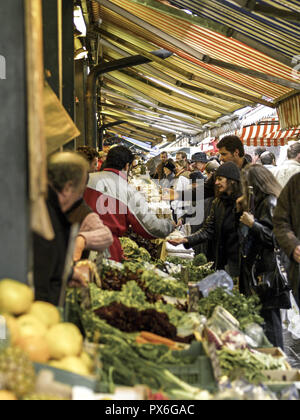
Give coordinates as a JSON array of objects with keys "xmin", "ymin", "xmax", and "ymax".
[{"xmin": 282, "ymin": 292, "xmax": 300, "ymax": 340}]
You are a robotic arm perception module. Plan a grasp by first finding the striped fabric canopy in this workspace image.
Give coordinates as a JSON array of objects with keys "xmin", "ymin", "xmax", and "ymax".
[
  {"xmin": 89, "ymin": 0, "xmax": 300, "ymax": 143},
  {"xmin": 238, "ymin": 119, "xmax": 300, "ymax": 146},
  {"xmin": 169, "ymin": 0, "xmax": 300, "ymax": 60}
]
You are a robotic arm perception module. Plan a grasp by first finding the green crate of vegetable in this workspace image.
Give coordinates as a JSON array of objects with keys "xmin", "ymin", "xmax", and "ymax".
[{"xmin": 165, "ymin": 355, "xmax": 217, "ymax": 392}]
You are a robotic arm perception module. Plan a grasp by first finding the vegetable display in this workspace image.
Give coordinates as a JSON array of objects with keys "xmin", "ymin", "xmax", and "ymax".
[
  {"xmin": 217, "ymin": 348, "xmax": 287, "ymax": 384},
  {"xmin": 124, "ymin": 231, "xmax": 159, "ymax": 261},
  {"xmin": 94, "ymin": 302, "xmax": 191, "ymax": 343},
  {"xmin": 120, "ymin": 237, "xmax": 152, "ymax": 263},
  {"xmin": 198, "ymin": 288, "xmax": 264, "ymax": 330}
]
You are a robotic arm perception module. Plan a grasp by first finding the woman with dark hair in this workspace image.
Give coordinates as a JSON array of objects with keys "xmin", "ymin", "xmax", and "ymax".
[
  {"xmin": 169, "ymin": 162, "xmax": 243, "ymax": 277},
  {"xmin": 239, "ymin": 164, "xmax": 285, "ymax": 348},
  {"xmin": 160, "ymin": 159, "xmax": 176, "ymax": 189}
]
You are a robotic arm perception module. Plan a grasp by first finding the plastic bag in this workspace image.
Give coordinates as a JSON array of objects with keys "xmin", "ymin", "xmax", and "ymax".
[
  {"xmin": 205, "ymin": 306, "xmax": 247, "ymax": 351},
  {"xmin": 216, "ymin": 379, "xmax": 278, "ymax": 401},
  {"xmin": 281, "ymin": 292, "xmax": 300, "ymax": 340},
  {"xmin": 177, "ymin": 313, "xmax": 207, "ymax": 338},
  {"xmin": 197, "ymin": 270, "xmax": 234, "ymax": 298},
  {"xmin": 281, "ymin": 295, "xmax": 300, "ymax": 368},
  {"xmin": 244, "ymin": 323, "xmax": 273, "ymax": 349}
]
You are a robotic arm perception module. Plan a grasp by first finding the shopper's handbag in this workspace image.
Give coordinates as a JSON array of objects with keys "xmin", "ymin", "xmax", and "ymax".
[{"xmin": 251, "ymin": 238, "xmax": 291, "ymax": 310}]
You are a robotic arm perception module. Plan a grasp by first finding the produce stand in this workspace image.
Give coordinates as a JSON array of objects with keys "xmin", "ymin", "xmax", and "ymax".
[{"xmin": 0, "ymin": 236, "xmax": 299, "ymax": 400}]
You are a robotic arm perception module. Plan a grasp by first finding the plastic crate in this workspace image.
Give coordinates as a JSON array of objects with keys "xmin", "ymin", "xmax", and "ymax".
[
  {"xmin": 166, "ymin": 356, "xmax": 216, "ymax": 392},
  {"xmin": 174, "ymin": 341, "xmax": 205, "ymax": 357},
  {"xmin": 166, "ymin": 342, "xmax": 217, "ymax": 392}
]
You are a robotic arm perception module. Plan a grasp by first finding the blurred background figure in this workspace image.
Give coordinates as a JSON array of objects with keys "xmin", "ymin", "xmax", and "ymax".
[
  {"xmin": 154, "ymin": 151, "xmax": 169, "ymax": 180},
  {"xmin": 253, "ymin": 146, "xmax": 267, "ymax": 164},
  {"xmin": 77, "ymin": 146, "xmax": 99, "ymax": 173},
  {"xmin": 175, "ymin": 159, "xmax": 191, "ymax": 179},
  {"xmin": 176, "ymin": 151, "xmax": 188, "ymax": 166},
  {"xmin": 191, "ymin": 152, "xmax": 209, "ymax": 176},
  {"xmin": 260, "ymin": 151, "xmax": 277, "ymax": 172},
  {"xmin": 272, "ymin": 142, "xmax": 300, "ymax": 188},
  {"xmin": 98, "ymin": 151, "xmax": 107, "ymax": 171}
]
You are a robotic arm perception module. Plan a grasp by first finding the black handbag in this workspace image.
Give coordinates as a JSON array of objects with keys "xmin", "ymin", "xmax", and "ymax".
[{"xmin": 251, "ymin": 238, "xmax": 291, "ymax": 310}]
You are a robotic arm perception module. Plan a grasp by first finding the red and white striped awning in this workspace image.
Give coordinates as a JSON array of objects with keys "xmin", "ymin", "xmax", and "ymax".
[{"xmin": 238, "ymin": 119, "xmax": 300, "ymax": 146}]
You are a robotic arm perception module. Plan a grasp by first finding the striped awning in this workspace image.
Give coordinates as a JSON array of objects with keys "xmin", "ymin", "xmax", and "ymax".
[
  {"xmin": 277, "ymin": 94, "xmax": 300, "ymax": 130},
  {"xmin": 88, "ymin": 0, "xmax": 300, "ymax": 143},
  {"xmin": 168, "ymin": 0, "xmax": 300, "ymax": 61},
  {"xmin": 238, "ymin": 119, "xmax": 300, "ymax": 146}
]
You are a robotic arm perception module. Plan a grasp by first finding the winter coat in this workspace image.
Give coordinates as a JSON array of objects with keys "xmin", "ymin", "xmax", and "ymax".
[
  {"xmin": 66, "ymin": 199, "xmax": 113, "ymax": 255},
  {"xmin": 33, "ymin": 186, "xmax": 71, "ymax": 305},
  {"xmin": 84, "ymin": 168, "xmax": 174, "ymax": 262},
  {"xmin": 239, "ymin": 194, "xmax": 281, "ymax": 308},
  {"xmin": 184, "ymin": 193, "xmax": 241, "ymax": 270},
  {"xmin": 273, "ymin": 174, "xmax": 300, "ymax": 301}
]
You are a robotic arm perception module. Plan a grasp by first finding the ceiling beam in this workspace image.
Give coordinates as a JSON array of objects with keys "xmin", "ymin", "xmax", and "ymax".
[
  {"xmin": 86, "ymin": 47, "xmax": 173, "ymax": 147},
  {"xmin": 102, "ymin": 103, "xmax": 202, "ymax": 130}
]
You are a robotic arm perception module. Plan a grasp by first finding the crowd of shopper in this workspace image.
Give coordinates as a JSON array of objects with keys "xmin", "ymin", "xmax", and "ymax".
[{"xmin": 33, "ymin": 136, "xmax": 300, "ymax": 350}]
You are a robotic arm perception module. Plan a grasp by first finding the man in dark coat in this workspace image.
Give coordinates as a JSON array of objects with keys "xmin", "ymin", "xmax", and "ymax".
[
  {"xmin": 273, "ymin": 173, "xmax": 300, "ymax": 303},
  {"xmin": 33, "ymin": 152, "xmax": 90, "ymax": 305}
]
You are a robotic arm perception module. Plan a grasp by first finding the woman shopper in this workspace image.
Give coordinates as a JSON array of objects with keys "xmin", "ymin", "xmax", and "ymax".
[
  {"xmin": 169, "ymin": 162, "xmax": 242, "ymax": 277},
  {"xmin": 160, "ymin": 159, "xmax": 176, "ymax": 189},
  {"xmin": 162, "ymin": 160, "xmax": 191, "ymax": 223},
  {"xmin": 239, "ymin": 164, "xmax": 285, "ymax": 348}
]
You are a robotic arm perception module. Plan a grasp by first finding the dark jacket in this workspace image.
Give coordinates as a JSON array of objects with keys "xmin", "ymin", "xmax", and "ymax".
[
  {"xmin": 239, "ymin": 195, "xmax": 279, "ymax": 305},
  {"xmin": 185, "ymin": 193, "xmax": 241, "ymax": 270},
  {"xmin": 33, "ymin": 187, "xmax": 71, "ymax": 305},
  {"xmin": 273, "ymin": 174, "xmax": 300, "ymax": 301}
]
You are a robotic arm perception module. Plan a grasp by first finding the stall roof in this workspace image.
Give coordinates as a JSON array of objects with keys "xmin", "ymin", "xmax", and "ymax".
[{"xmin": 88, "ymin": 0, "xmax": 300, "ymax": 143}]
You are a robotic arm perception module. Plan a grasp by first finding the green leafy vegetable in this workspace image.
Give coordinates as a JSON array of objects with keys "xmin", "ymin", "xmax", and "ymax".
[
  {"xmin": 198, "ymin": 288, "xmax": 263, "ymax": 330},
  {"xmin": 217, "ymin": 348, "xmax": 287, "ymax": 384}
]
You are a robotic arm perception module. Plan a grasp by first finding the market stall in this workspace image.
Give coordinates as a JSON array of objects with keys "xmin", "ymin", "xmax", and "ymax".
[
  {"xmin": 1, "ymin": 0, "xmax": 300, "ymax": 404},
  {"xmin": 1, "ymin": 238, "xmax": 299, "ymax": 401}
]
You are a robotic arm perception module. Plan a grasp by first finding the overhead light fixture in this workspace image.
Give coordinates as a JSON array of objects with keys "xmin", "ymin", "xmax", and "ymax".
[
  {"xmin": 74, "ymin": 6, "xmax": 86, "ymax": 37},
  {"xmin": 75, "ymin": 48, "xmax": 88, "ymax": 60},
  {"xmin": 74, "ymin": 37, "xmax": 88, "ymax": 60}
]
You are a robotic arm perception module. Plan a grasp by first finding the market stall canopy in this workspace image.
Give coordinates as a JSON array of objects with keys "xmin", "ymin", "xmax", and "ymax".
[
  {"xmin": 87, "ymin": 0, "xmax": 300, "ymax": 143},
  {"xmin": 238, "ymin": 118, "xmax": 300, "ymax": 147}
]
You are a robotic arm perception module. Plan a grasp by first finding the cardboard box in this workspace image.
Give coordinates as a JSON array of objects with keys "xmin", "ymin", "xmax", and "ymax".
[
  {"xmin": 263, "ymin": 370, "xmax": 300, "ymax": 383},
  {"xmin": 256, "ymin": 347, "xmax": 287, "ymax": 358},
  {"xmin": 256, "ymin": 347, "xmax": 291, "ymax": 370}
]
